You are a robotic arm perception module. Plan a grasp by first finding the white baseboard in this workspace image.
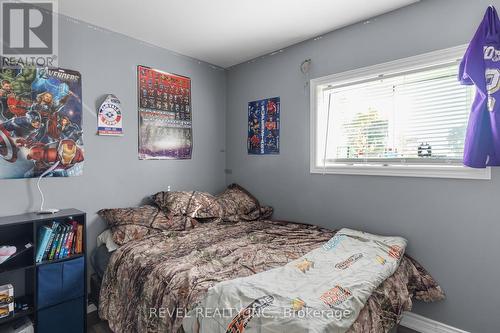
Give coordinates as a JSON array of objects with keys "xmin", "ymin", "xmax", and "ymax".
[
  {"xmin": 84, "ymin": 306, "xmax": 467, "ymax": 332},
  {"xmin": 400, "ymin": 312, "xmax": 470, "ymax": 333}
]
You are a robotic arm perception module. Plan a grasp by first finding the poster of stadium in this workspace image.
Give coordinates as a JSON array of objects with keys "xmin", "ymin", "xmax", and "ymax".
[
  {"xmin": 0, "ymin": 67, "xmax": 83, "ymax": 179},
  {"xmin": 137, "ymin": 65, "xmax": 192, "ymax": 160},
  {"xmin": 248, "ymin": 97, "xmax": 280, "ymax": 155}
]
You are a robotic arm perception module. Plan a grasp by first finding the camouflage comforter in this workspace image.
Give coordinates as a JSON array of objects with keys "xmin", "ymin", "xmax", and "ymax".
[{"xmin": 99, "ymin": 220, "xmax": 444, "ymax": 333}]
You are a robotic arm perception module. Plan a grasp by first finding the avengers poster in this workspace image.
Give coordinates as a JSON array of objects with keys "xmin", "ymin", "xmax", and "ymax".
[
  {"xmin": 138, "ymin": 65, "xmax": 192, "ymax": 160},
  {"xmin": 248, "ymin": 97, "xmax": 280, "ymax": 155},
  {"xmin": 0, "ymin": 67, "xmax": 83, "ymax": 179}
]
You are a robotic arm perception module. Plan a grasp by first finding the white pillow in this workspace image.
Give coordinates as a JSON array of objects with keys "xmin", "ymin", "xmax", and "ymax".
[{"xmin": 97, "ymin": 229, "xmax": 119, "ymax": 252}]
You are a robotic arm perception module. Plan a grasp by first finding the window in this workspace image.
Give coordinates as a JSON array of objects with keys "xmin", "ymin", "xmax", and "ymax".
[{"xmin": 310, "ymin": 46, "xmax": 491, "ymax": 179}]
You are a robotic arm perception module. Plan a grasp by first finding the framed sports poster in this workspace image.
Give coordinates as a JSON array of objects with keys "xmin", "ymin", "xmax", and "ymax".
[
  {"xmin": 98, "ymin": 94, "xmax": 123, "ymax": 136},
  {"xmin": 0, "ymin": 67, "xmax": 84, "ymax": 178},
  {"xmin": 247, "ymin": 97, "xmax": 280, "ymax": 155},
  {"xmin": 137, "ymin": 65, "xmax": 192, "ymax": 160}
]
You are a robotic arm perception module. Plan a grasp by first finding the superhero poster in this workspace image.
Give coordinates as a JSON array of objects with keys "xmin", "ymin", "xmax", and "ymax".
[
  {"xmin": 137, "ymin": 65, "xmax": 192, "ymax": 160},
  {"xmin": 0, "ymin": 67, "xmax": 83, "ymax": 179},
  {"xmin": 248, "ymin": 97, "xmax": 280, "ymax": 155}
]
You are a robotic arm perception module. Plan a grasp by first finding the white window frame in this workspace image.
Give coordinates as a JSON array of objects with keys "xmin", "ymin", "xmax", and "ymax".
[{"xmin": 310, "ymin": 45, "xmax": 491, "ymax": 180}]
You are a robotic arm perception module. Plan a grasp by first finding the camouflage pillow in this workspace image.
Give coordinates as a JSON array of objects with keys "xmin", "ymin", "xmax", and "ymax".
[
  {"xmin": 152, "ymin": 185, "xmax": 272, "ymax": 222},
  {"xmin": 405, "ymin": 255, "xmax": 445, "ymax": 302},
  {"xmin": 108, "ymin": 225, "xmax": 158, "ymax": 246},
  {"xmin": 98, "ymin": 205, "xmax": 196, "ymax": 245},
  {"xmin": 152, "ymin": 191, "xmax": 223, "ymax": 219},
  {"xmin": 216, "ymin": 184, "xmax": 263, "ymax": 221}
]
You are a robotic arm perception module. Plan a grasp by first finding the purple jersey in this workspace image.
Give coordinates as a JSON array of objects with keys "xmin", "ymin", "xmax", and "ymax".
[{"xmin": 459, "ymin": 6, "xmax": 500, "ymax": 168}]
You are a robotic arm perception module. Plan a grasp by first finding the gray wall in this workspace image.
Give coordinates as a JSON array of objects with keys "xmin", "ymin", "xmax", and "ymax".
[
  {"xmin": 226, "ymin": 0, "xmax": 500, "ymax": 332},
  {"xmin": 1, "ymin": 1, "xmax": 499, "ymax": 331},
  {"xmin": 0, "ymin": 15, "xmax": 227, "ymax": 265}
]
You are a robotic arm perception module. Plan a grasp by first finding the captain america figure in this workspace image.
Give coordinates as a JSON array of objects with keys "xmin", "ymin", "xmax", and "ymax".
[{"xmin": 0, "ymin": 111, "xmax": 42, "ymax": 140}]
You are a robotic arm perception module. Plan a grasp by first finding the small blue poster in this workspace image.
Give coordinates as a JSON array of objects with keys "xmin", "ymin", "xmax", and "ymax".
[{"xmin": 247, "ymin": 97, "xmax": 280, "ymax": 155}]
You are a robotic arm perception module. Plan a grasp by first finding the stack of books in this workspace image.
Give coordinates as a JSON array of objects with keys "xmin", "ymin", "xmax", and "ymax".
[
  {"xmin": 35, "ymin": 221, "xmax": 83, "ymax": 263},
  {"xmin": 0, "ymin": 284, "xmax": 14, "ymax": 319}
]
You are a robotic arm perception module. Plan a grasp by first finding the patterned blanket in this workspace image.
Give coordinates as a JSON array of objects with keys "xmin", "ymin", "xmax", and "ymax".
[
  {"xmin": 99, "ymin": 220, "xmax": 444, "ymax": 333},
  {"xmin": 184, "ymin": 228, "xmax": 407, "ymax": 333}
]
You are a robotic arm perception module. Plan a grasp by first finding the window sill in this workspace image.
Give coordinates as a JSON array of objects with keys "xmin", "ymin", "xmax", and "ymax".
[{"xmin": 310, "ymin": 164, "xmax": 491, "ymax": 180}]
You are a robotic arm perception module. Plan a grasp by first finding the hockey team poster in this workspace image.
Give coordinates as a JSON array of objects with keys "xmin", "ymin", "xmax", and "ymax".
[
  {"xmin": 137, "ymin": 65, "xmax": 192, "ymax": 160},
  {"xmin": 0, "ymin": 67, "xmax": 84, "ymax": 179},
  {"xmin": 248, "ymin": 97, "xmax": 280, "ymax": 155}
]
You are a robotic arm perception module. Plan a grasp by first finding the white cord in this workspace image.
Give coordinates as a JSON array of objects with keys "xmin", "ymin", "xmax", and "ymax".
[{"xmin": 36, "ymin": 161, "xmax": 60, "ymax": 212}]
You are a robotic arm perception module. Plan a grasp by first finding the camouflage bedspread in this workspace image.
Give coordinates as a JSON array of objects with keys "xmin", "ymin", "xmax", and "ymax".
[{"xmin": 99, "ymin": 220, "xmax": 444, "ymax": 333}]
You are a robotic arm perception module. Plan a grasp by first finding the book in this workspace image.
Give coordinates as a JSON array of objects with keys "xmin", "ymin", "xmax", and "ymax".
[
  {"xmin": 42, "ymin": 221, "xmax": 59, "ymax": 261},
  {"xmin": 0, "ymin": 284, "xmax": 14, "ymax": 318},
  {"xmin": 64, "ymin": 221, "xmax": 77, "ymax": 257},
  {"xmin": 35, "ymin": 226, "xmax": 52, "ymax": 263},
  {"xmin": 71, "ymin": 232, "xmax": 77, "ymax": 255},
  {"xmin": 56, "ymin": 223, "xmax": 67, "ymax": 259},
  {"xmin": 48, "ymin": 225, "xmax": 63, "ymax": 261},
  {"xmin": 76, "ymin": 224, "xmax": 83, "ymax": 254},
  {"xmin": 65, "ymin": 222, "xmax": 74, "ymax": 257},
  {"xmin": 55, "ymin": 223, "xmax": 70, "ymax": 259},
  {"xmin": 62, "ymin": 223, "xmax": 72, "ymax": 258}
]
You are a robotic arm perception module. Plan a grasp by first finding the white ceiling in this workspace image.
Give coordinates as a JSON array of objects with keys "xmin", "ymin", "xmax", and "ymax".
[{"xmin": 59, "ymin": 0, "xmax": 418, "ymax": 68}]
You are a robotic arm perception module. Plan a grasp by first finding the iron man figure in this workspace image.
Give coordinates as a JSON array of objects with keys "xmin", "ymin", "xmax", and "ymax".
[{"xmin": 27, "ymin": 139, "xmax": 84, "ymax": 175}]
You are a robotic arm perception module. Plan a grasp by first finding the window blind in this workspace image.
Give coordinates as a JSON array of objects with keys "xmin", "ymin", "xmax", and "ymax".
[{"xmin": 322, "ymin": 63, "xmax": 474, "ymax": 165}]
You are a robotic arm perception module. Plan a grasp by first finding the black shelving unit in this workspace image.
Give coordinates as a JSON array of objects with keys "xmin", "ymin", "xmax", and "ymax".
[{"xmin": 0, "ymin": 209, "xmax": 86, "ymax": 332}]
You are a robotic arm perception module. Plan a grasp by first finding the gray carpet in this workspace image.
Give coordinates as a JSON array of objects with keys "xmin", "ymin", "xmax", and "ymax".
[{"xmin": 87, "ymin": 311, "xmax": 113, "ymax": 333}]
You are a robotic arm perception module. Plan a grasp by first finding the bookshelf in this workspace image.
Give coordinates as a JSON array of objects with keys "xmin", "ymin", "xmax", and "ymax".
[{"xmin": 0, "ymin": 209, "xmax": 86, "ymax": 333}]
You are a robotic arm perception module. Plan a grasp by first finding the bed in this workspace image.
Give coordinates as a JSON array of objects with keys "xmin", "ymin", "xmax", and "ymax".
[{"xmin": 96, "ymin": 184, "xmax": 444, "ymax": 333}]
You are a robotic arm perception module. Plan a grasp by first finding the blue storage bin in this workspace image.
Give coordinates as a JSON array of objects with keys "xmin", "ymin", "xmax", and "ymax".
[
  {"xmin": 37, "ymin": 296, "xmax": 84, "ymax": 333},
  {"xmin": 63, "ymin": 256, "xmax": 85, "ymax": 301},
  {"xmin": 37, "ymin": 256, "xmax": 84, "ymax": 309},
  {"xmin": 37, "ymin": 261, "xmax": 63, "ymax": 309}
]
